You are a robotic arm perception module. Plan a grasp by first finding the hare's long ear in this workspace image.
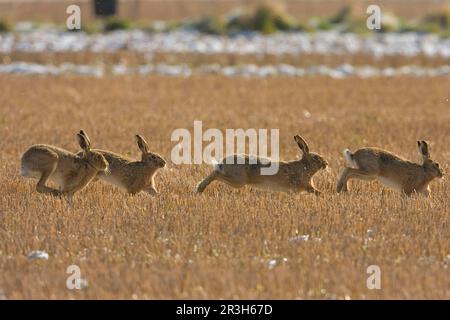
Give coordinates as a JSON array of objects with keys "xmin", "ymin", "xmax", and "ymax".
[
  {"xmin": 135, "ymin": 135, "xmax": 149, "ymax": 154},
  {"xmin": 417, "ymin": 140, "xmax": 430, "ymax": 161},
  {"xmin": 77, "ymin": 131, "xmax": 91, "ymax": 151},
  {"xmin": 294, "ymin": 135, "xmax": 309, "ymax": 155},
  {"xmin": 79, "ymin": 130, "xmax": 92, "ymax": 146}
]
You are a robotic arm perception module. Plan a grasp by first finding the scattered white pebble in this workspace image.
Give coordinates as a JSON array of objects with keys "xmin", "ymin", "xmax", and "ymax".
[
  {"xmin": 267, "ymin": 259, "xmax": 277, "ymax": 269},
  {"xmin": 78, "ymin": 278, "xmax": 89, "ymax": 289},
  {"xmin": 27, "ymin": 250, "xmax": 49, "ymax": 261},
  {"xmin": 2, "ymin": 30, "xmax": 449, "ymax": 59},
  {"xmin": 289, "ymin": 235, "xmax": 310, "ymax": 243},
  {"xmin": 0, "ymin": 62, "xmax": 448, "ymax": 78}
]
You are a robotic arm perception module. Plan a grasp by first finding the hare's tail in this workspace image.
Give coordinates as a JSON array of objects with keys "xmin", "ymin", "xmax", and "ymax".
[
  {"xmin": 20, "ymin": 162, "xmax": 30, "ymax": 177},
  {"xmin": 343, "ymin": 149, "xmax": 359, "ymax": 169},
  {"xmin": 20, "ymin": 163, "xmax": 38, "ymax": 178}
]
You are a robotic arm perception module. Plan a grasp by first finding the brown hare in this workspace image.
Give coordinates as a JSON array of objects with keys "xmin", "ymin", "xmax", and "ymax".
[
  {"xmin": 83, "ymin": 135, "xmax": 166, "ymax": 195},
  {"xmin": 337, "ymin": 140, "xmax": 443, "ymax": 196},
  {"xmin": 20, "ymin": 130, "xmax": 109, "ymax": 197},
  {"xmin": 196, "ymin": 135, "xmax": 328, "ymax": 194}
]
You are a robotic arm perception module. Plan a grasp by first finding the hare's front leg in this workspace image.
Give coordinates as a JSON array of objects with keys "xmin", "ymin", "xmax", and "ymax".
[
  {"xmin": 196, "ymin": 171, "xmax": 218, "ymax": 193},
  {"xmin": 415, "ymin": 185, "xmax": 431, "ymax": 197},
  {"xmin": 419, "ymin": 189, "xmax": 431, "ymax": 197},
  {"xmin": 61, "ymin": 171, "xmax": 97, "ymax": 197},
  {"xmin": 144, "ymin": 186, "xmax": 158, "ymax": 196},
  {"xmin": 305, "ymin": 184, "xmax": 321, "ymax": 195}
]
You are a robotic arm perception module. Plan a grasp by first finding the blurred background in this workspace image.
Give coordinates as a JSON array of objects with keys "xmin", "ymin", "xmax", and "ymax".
[
  {"xmin": 0, "ymin": 0, "xmax": 449, "ymax": 76},
  {"xmin": 1, "ymin": 0, "xmax": 449, "ymax": 24}
]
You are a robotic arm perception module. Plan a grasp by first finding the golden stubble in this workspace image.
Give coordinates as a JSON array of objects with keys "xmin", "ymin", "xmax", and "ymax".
[{"xmin": 0, "ymin": 75, "xmax": 448, "ymax": 299}]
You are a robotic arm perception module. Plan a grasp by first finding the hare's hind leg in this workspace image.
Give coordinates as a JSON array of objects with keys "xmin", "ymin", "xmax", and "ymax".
[
  {"xmin": 36, "ymin": 160, "xmax": 61, "ymax": 197},
  {"xmin": 196, "ymin": 171, "xmax": 218, "ymax": 193},
  {"xmin": 337, "ymin": 167, "xmax": 351, "ymax": 192},
  {"xmin": 337, "ymin": 167, "xmax": 375, "ymax": 193}
]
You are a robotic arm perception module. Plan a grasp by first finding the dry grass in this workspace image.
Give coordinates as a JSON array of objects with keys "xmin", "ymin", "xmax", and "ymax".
[
  {"xmin": 0, "ymin": 75, "xmax": 448, "ymax": 299},
  {"xmin": 3, "ymin": 51, "xmax": 450, "ymax": 69}
]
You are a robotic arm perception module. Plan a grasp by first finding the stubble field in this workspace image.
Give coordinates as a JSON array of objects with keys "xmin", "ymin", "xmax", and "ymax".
[{"xmin": 0, "ymin": 75, "xmax": 448, "ymax": 299}]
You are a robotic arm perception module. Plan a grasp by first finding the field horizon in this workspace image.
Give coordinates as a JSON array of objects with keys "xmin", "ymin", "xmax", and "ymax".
[{"xmin": 2, "ymin": 0, "xmax": 447, "ymax": 23}]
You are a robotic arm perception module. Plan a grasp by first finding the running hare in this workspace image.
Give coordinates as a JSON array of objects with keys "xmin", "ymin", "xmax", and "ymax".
[
  {"xmin": 21, "ymin": 130, "xmax": 109, "ymax": 197},
  {"xmin": 196, "ymin": 135, "xmax": 328, "ymax": 194},
  {"xmin": 84, "ymin": 135, "xmax": 166, "ymax": 195},
  {"xmin": 336, "ymin": 140, "xmax": 443, "ymax": 196}
]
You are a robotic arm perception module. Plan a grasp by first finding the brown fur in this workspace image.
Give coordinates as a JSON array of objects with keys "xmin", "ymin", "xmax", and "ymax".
[
  {"xmin": 82, "ymin": 135, "xmax": 166, "ymax": 195},
  {"xmin": 196, "ymin": 135, "xmax": 328, "ymax": 194},
  {"xmin": 20, "ymin": 130, "xmax": 109, "ymax": 197},
  {"xmin": 337, "ymin": 141, "xmax": 443, "ymax": 196}
]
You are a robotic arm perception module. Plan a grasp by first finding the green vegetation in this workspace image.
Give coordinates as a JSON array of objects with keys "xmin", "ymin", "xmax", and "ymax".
[
  {"xmin": 186, "ymin": 3, "xmax": 450, "ymax": 38},
  {"xmin": 420, "ymin": 8, "xmax": 450, "ymax": 37},
  {"xmin": 328, "ymin": 5, "xmax": 352, "ymax": 24},
  {"xmin": 424, "ymin": 8, "xmax": 450, "ymax": 29},
  {"xmin": 0, "ymin": 19, "xmax": 12, "ymax": 32},
  {"xmin": 1, "ymin": 4, "xmax": 450, "ymax": 37},
  {"xmin": 103, "ymin": 17, "xmax": 131, "ymax": 32},
  {"xmin": 190, "ymin": 16, "xmax": 227, "ymax": 35},
  {"xmin": 190, "ymin": 4, "xmax": 301, "ymax": 35},
  {"xmin": 251, "ymin": 4, "xmax": 299, "ymax": 33}
]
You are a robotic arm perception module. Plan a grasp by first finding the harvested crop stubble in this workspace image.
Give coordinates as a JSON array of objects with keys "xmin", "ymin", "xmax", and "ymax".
[
  {"xmin": 0, "ymin": 75, "xmax": 448, "ymax": 299},
  {"xmin": 3, "ymin": 51, "xmax": 450, "ymax": 69}
]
